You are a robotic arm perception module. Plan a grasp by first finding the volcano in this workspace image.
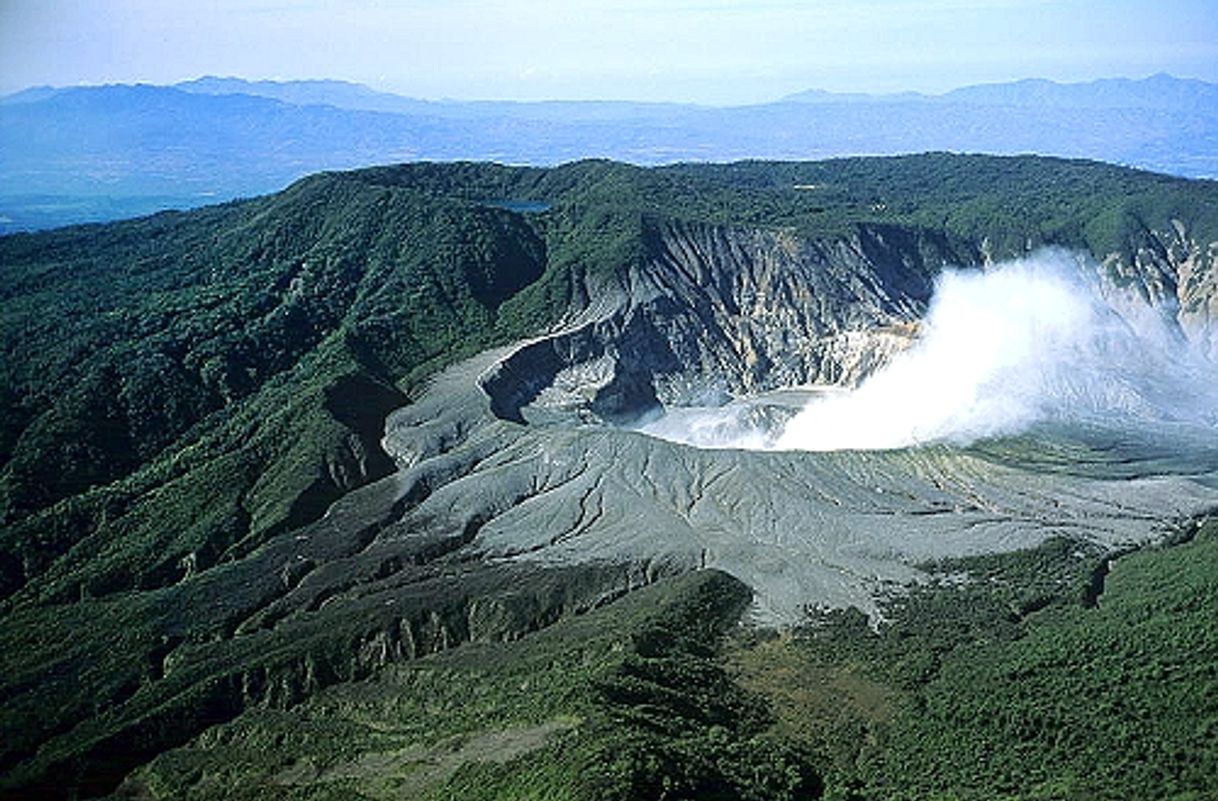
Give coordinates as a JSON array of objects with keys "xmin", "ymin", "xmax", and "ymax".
[{"xmin": 2, "ymin": 154, "xmax": 1216, "ymax": 799}]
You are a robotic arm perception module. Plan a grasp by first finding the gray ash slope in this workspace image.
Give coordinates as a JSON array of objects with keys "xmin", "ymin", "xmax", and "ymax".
[
  {"xmin": 383, "ymin": 221, "xmax": 1218, "ymax": 623},
  {"xmin": 1, "ymin": 155, "xmax": 1217, "ymax": 797}
]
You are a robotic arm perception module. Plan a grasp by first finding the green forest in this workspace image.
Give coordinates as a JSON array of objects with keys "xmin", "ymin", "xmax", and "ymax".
[{"xmin": 101, "ymin": 518, "xmax": 1218, "ymax": 800}]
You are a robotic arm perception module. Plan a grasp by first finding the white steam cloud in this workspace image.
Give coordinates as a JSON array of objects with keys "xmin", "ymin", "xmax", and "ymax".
[{"xmin": 639, "ymin": 251, "xmax": 1218, "ymax": 452}]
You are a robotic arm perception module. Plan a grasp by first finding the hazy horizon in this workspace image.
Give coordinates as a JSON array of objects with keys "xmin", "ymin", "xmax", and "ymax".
[
  {"xmin": 4, "ymin": 70, "xmax": 1214, "ymax": 108},
  {"xmin": 3, "ymin": 0, "xmax": 1216, "ymax": 105}
]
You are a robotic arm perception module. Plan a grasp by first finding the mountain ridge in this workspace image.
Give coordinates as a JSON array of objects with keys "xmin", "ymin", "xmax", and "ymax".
[
  {"xmin": 780, "ymin": 72, "xmax": 1218, "ymax": 109},
  {"xmin": 3, "ymin": 75, "xmax": 1217, "ymax": 233},
  {"xmin": 9, "ymin": 72, "xmax": 1213, "ymax": 117}
]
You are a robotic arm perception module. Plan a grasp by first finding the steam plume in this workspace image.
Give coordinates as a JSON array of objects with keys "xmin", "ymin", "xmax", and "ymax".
[
  {"xmin": 776, "ymin": 251, "xmax": 1216, "ymax": 451},
  {"xmin": 637, "ymin": 251, "xmax": 1217, "ymax": 451}
]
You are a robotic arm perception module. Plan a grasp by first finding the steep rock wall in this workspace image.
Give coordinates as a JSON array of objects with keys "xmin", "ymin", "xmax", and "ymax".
[
  {"xmin": 1095, "ymin": 219, "xmax": 1218, "ymax": 360},
  {"xmin": 483, "ymin": 218, "xmax": 1218, "ymax": 426},
  {"xmin": 483, "ymin": 220, "xmax": 974, "ymax": 423}
]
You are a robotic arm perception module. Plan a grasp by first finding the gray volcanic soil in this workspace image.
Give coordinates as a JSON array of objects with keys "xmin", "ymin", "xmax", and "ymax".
[
  {"xmin": 348, "ymin": 222, "xmax": 1218, "ymax": 623},
  {"xmin": 372, "ymin": 343, "xmax": 1218, "ymax": 624},
  {"xmin": 345, "ymin": 222, "xmax": 1218, "ymax": 624}
]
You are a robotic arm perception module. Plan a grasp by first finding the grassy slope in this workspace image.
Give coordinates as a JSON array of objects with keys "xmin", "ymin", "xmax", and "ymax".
[
  {"xmin": 125, "ymin": 569, "xmax": 822, "ymax": 801},
  {"xmin": 0, "ymin": 170, "xmax": 549, "ymax": 602},
  {"xmin": 733, "ymin": 519, "xmax": 1218, "ymax": 801},
  {"xmin": 122, "ymin": 520, "xmax": 1218, "ymax": 801}
]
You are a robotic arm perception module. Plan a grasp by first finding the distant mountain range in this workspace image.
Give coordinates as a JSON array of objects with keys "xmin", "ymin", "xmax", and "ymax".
[
  {"xmin": 781, "ymin": 73, "xmax": 1218, "ymax": 110},
  {"xmin": 2, "ymin": 73, "xmax": 1216, "ymax": 232}
]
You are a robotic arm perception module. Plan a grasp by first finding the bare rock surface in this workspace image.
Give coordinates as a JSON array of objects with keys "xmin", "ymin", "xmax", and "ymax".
[
  {"xmin": 376, "ymin": 343, "xmax": 1218, "ymax": 623},
  {"xmin": 368, "ymin": 220, "xmax": 1218, "ymax": 623}
]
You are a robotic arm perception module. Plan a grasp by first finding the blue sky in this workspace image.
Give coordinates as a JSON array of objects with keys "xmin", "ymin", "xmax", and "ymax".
[{"xmin": 2, "ymin": 0, "xmax": 1216, "ymax": 103}]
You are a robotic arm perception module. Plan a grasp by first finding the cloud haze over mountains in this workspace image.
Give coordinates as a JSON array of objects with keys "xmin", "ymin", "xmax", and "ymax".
[{"xmin": 2, "ymin": 74, "xmax": 1217, "ymax": 232}]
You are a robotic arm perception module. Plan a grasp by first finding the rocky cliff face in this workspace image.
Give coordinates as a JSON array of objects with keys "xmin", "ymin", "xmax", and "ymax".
[
  {"xmin": 1093, "ymin": 218, "xmax": 1218, "ymax": 361},
  {"xmin": 483, "ymin": 216, "xmax": 1218, "ymax": 428},
  {"xmin": 483, "ymin": 220, "xmax": 969, "ymax": 425}
]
